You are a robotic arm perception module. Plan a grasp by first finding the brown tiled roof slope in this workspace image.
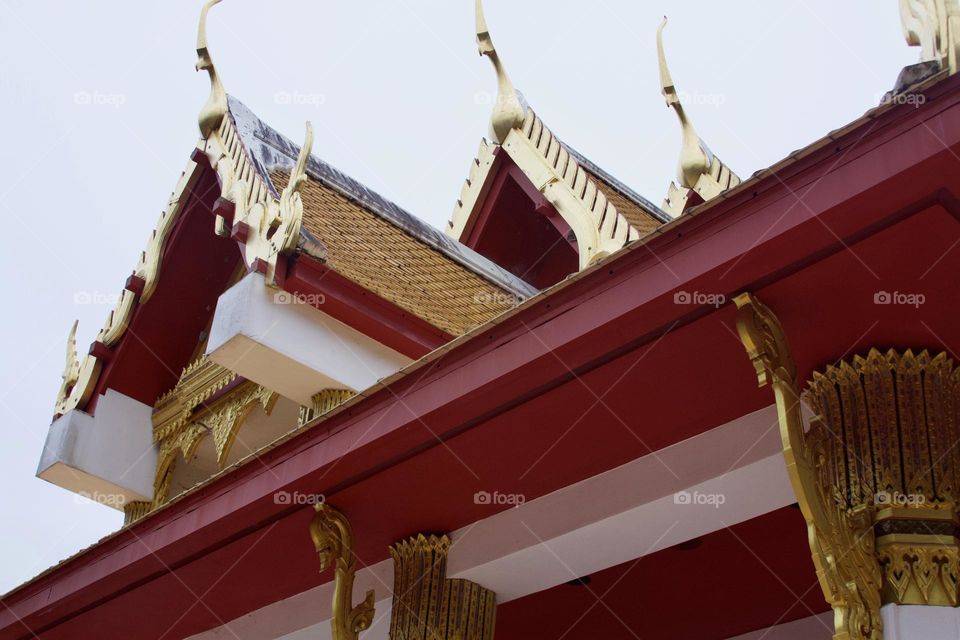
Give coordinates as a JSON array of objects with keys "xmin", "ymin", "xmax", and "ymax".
[
  {"xmin": 583, "ymin": 169, "xmax": 662, "ymax": 236},
  {"xmin": 272, "ymin": 170, "xmax": 519, "ymax": 336}
]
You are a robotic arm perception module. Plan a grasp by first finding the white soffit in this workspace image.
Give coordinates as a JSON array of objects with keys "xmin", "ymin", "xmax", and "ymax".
[
  {"xmin": 206, "ymin": 272, "xmax": 412, "ymax": 404},
  {"xmin": 37, "ymin": 389, "xmax": 156, "ymax": 508}
]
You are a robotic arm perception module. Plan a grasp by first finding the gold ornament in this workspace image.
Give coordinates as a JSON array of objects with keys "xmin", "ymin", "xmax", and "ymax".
[
  {"xmin": 389, "ymin": 534, "xmax": 496, "ymax": 640},
  {"xmin": 310, "ymin": 504, "xmax": 375, "ymax": 640}
]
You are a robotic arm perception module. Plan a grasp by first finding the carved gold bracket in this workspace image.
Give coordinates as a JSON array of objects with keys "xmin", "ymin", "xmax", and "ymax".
[
  {"xmin": 389, "ymin": 534, "xmax": 496, "ymax": 640},
  {"xmin": 734, "ymin": 293, "xmax": 883, "ymax": 640},
  {"xmin": 310, "ymin": 504, "xmax": 375, "ymax": 640}
]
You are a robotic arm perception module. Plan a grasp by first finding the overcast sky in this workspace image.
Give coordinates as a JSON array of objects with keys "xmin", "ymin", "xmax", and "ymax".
[{"xmin": 0, "ymin": 0, "xmax": 917, "ymax": 595}]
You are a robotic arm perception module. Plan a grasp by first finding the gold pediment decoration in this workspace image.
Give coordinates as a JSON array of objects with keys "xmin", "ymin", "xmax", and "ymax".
[
  {"xmin": 153, "ymin": 356, "xmax": 238, "ymax": 442},
  {"xmin": 152, "ymin": 355, "xmax": 278, "ymax": 507}
]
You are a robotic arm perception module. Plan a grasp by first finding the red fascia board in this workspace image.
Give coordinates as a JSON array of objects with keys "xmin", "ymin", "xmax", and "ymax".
[
  {"xmin": 86, "ymin": 163, "xmax": 235, "ymax": 414},
  {"xmin": 4, "ymin": 78, "xmax": 960, "ymax": 638},
  {"xmin": 282, "ymin": 254, "xmax": 453, "ymax": 359}
]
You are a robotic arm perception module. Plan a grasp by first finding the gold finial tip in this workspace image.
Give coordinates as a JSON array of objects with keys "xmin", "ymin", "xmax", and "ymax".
[
  {"xmin": 197, "ymin": 0, "xmax": 223, "ymax": 51},
  {"xmin": 196, "ymin": 0, "xmax": 228, "ymax": 137},
  {"xmin": 475, "ymin": 0, "xmax": 494, "ymax": 56},
  {"xmin": 657, "ymin": 16, "xmax": 678, "ymax": 107}
]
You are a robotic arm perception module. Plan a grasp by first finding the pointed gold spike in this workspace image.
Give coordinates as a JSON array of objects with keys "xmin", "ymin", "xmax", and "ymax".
[
  {"xmin": 475, "ymin": 0, "xmax": 525, "ymax": 144},
  {"xmin": 657, "ymin": 17, "xmax": 709, "ymax": 190},
  {"xmin": 657, "ymin": 18, "xmax": 740, "ymax": 218},
  {"xmin": 196, "ymin": 0, "xmax": 228, "ymax": 138},
  {"xmin": 657, "ymin": 17, "xmax": 680, "ymax": 107}
]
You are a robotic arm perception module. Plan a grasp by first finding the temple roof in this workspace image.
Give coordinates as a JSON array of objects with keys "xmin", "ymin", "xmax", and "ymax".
[
  {"xmin": 227, "ymin": 96, "xmax": 537, "ymax": 308},
  {"xmin": 447, "ymin": 0, "xmax": 671, "ymax": 274},
  {"xmin": 273, "ymin": 169, "xmax": 526, "ymax": 336}
]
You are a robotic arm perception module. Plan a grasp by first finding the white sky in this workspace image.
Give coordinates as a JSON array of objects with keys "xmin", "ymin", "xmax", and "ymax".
[{"xmin": 0, "ymin": 0, "xmax": 917, "ymax": 595}]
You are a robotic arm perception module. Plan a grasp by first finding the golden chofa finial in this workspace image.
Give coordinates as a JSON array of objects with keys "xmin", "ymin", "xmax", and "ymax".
[
  {"xmin": 658, "ymin": 17, "xmax": 709, "ymax": 192},
  {"xmin": 196, "ymin": 0, "xmax": 228, "ymax": 138},
  {"xmin": 657, "ymin": 17, "xmax": 739, "ymax": 218},
  {"xmin": 476, "ymin": 0, "xmax": 525, "ymax": 144}
]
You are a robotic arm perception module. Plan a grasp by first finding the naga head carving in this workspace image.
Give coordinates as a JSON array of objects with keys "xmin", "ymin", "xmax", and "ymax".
[{"xmin": 309, "ymin": 502, "xmax": 349, "ymax": 572}]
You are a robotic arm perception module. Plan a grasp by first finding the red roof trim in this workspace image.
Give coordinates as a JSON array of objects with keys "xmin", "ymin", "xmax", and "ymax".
[{"xmin": 282, "ymin": 254, "xmax": 453, "ymax": 359}]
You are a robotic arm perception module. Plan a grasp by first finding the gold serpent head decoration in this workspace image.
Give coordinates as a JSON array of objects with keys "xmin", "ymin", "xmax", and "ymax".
[
  {"xmin": 657, "ymin": 18, "xmax": 740, "ymax": 217},
  {"xmin": 657, "ymin": 17, "xmax": 711, "ymax": 190},
  {"xmin": 196, "ymin": 0, "xmax": 228, "ymax": 138},
  {"xmin": 310, "ymin": 503, "xmax": 348, "ymax": 573},
  {"xmin": 308, "ymin": 503, "xmax": 374, "ymax": 640},
  {"xmin": 475, "ymin": 0, "xmax": 525, "ymax": 144}
]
